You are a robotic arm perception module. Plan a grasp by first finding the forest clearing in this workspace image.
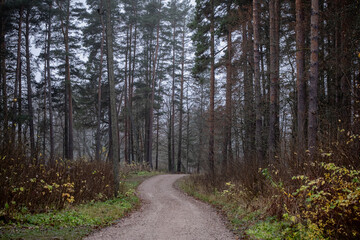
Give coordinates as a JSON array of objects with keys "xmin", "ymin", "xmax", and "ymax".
[{"xmin": 1, "ymin": 0, "xmax": 360, "ymax": 239}]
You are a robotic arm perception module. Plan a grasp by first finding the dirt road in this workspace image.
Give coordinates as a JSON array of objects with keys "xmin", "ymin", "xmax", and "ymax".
[{"xmin": 85, "ymin": 174, "xmax": 236, "ymax": 240}]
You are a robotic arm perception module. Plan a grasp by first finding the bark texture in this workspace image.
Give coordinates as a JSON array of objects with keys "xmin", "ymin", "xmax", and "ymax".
[
  {"xmin": 296, "ymin": 0, "xmax": 306, "ymax": 161},
  {"xmin": 253, "ymin": 0, "xmax": 263, "ymax": 165},
  {"xmin": 308, "ymin": 0, "xmax": 319, "ymax": 156}
]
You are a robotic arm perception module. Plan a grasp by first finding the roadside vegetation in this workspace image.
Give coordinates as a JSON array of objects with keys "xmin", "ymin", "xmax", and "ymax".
[
  {"xmin": 180, "ymin": 129, "xmax": 360, "ymax": 240},
  {"xmin": 0, "ymin": 155, "xmax": 159, "ymax": 240}
]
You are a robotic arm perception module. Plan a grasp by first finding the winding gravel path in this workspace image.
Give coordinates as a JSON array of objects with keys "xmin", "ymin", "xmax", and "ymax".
[{"xmin": 85, "ymin": 174, "xmax": 236, "ymax": 240}]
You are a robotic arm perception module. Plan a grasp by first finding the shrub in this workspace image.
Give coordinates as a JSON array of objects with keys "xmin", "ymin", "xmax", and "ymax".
[
  {"xmin": 222, "ymin": 181, "xmax": 254, "ymax": 206},
  {"xmin": 290, "ymin": 162, "xmax": 360, "ymax": 239},
  {"xmin": 0, "ymin": 155, "xmax": 115, "ymax": 220}
]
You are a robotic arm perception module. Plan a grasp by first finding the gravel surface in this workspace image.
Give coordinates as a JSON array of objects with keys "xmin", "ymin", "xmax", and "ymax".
[{"xmin": 85, "ymin": 174, "xmax": 236, "ymax": 240}]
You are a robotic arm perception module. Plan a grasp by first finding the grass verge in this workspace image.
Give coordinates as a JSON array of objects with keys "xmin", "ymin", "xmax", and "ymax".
[
  {"xmin": 0, "ymin": 171, "xmax": 160, "ymax": 240},
  {"xmin": 178, "ymin": 176, "xmax": 292, "ymax": 240}
]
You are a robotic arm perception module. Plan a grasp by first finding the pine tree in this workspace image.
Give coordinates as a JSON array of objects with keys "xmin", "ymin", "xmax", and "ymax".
[
  {"xmin": 308, "ymin": 0, "xmax": 319, "ymax": 157},
  {"xmin": 296, "ymin": 0, "xmax": 306, "ymax": 161},
  {"xmin": 105, "ymin": 0, "xmax": 120, "ymax": 196},
  {"xmin": 253, "ymin": 0, "xmax": 263, "ymax": 165},
  {"xmin": 190, "ymin": 0, "xmax": 218, "ymax": 178},
  {"xmin": 268, "ymin": 0, "xmax": 280, "ymax": 162}
]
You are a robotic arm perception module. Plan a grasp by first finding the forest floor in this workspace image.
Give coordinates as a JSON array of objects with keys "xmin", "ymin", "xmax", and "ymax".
[{"xmin": 85, "ymin": 174, "xmax": 236, "ymax": 240}]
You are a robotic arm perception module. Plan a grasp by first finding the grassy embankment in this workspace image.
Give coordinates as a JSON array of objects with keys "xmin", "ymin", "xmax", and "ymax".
[
  {"xmin": 179, "ymin": 176, "xmax": 288, "ymax": 240},
  {"xmin": 0, "ymin": 171, "xmax": 159, "ymax": 240},
  {"xmin": 180, "ymin": 161, "xmax": 360, "ymax": 240}
]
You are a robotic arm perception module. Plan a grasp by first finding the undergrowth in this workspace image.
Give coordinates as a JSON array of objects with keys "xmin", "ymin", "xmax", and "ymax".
[
  {"xmin": 287, "ymin": 162, "xmax": 360, "ymax": 239},
  {"xmin": 0, "ymin": 156, "xmax": 115, "ymax": 219},
  {"xmin": 0, "ymin": 143, "xmax": 158, "ymax": 239},
  {"xmin": 180, "ymin": 175, "xmax": 281, "ymax": 239},
  {"xmin": 0, "ymin": 169, "xmax": 158, "ymax": 239},
  {"xmin": 180, "ymin": 118, "xmax": 359, "ymax": 239},
  {"xmin": 180, "ymin": 160, "xmax": 360, "ymax": 240}
]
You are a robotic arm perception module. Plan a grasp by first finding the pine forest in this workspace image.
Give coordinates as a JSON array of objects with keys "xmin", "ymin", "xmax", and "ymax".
[{"xmin": 1, "ymin": 0, "xmax": 360, "ymax": 239}]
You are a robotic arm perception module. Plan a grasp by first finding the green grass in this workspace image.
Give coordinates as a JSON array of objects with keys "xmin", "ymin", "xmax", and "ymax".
[
  {"xmin": 0, "ymin": 195, "xmax": 137, "ymax": 239},
  {"xmin": 178, "ymin": 177, "xmax": 292, "ymax": 239},
  {"xmin": 0, "ymin": 171, "xmax": 161, "ymax": 240}
]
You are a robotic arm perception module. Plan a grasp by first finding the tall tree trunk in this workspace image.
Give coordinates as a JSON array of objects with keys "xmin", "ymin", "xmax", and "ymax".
[
  {"xmin": 144, "ymin": 39, "xmax": 151, "ymax": 168},
  {"xmin": 168, "ymin": 110, "xmax": 172, "ymax": 172},
  {"xmin": 186, "ymin": 86, "xmax": 190, "ymax": 173},
  {"xmin": 65, "ymin": 2, "xmax": 73, "ymax": 160},
  {"xmin": 130, "ymin": 4, "xmax": 138, "ymax": 163},
  {"xmin": 25, "ymin": 7, "xmax": 35, "ymax": 158},
  {"xmin": 124, "ymin": 26, "xmax": 129, "ymax": 164},
  {"xmin": 15, "ymin": 6, "xmax": 23, "ymax": 145},
  {"xmin": 95, "ymin": 0, "xmax": 105, "ymax": 162},
  {"xmin": 57, "ymin": 0, "xmax": 73, "ymax": 160},
  {"xmin": 296, "ymin": 0, "xmax": 306, "ymax": 162},
  {"xmin": 64, "ymin": 75, "xmax": 68, "ymax": 159},
  {"xmin": 198, "ymin": 84, "xmax": 205, "ymax": 174},
  {"xmin": 147, "ymin": 2, "xmax": 161, "ymax": 169},
  {"xmin": 1, "ymin": 0, "xmax": 9, "ymax": 146},
  {"xmin": 43, "ymin": 55, "xmax": 47, "ymax": 160},
  {"xmin": 253, "ymin": 0, "xmax": 263, "ymax": 165},
  {"xmin": 269, "ymin": 0, "xmax": 280, "ymax": 162},
  {"xmin": 105, "ymin": 0, "xmax": 120, "ymax": 196},
  {"xmin": 243, "ymin": 21, "xmax": 254, "ymax": 162},
  {"xmin": 208, "ymin": 0, "xmax": 215, "ymax": 178},
  {"xmin": 262, "ymin": 43, "xmax": 270, "ymax": 161},
  {"xmin": 155, "ymin": 106, "xmax": 159, "ymax": 170},
  {"xmin": 127, "ymin": 21, "xmax": 134, "ymax": 163},
  {"xmin": 339, "ymin": 0, "xmax": 351, "ymax": 131},
  {"xmin": 177, "ymin": 18, "xmax": 186, "ymax": 173},
  {"xmin": 222, "ymin": 9, "xmax": 232, "ymax": 174},
  {"xmin": 171, "ymin": 17, "xmax": 176, "ymax": 173},
  {"xmin": 47, "ymin": 1, "xmax": 54, "ymax": 164},
  {"xmin": 308, "ymin": 0, "xmax": 319, "ymax": 156},
  {"xmin": 155, "ymin": 76, "xmax": 163, "ymax": 170}
]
